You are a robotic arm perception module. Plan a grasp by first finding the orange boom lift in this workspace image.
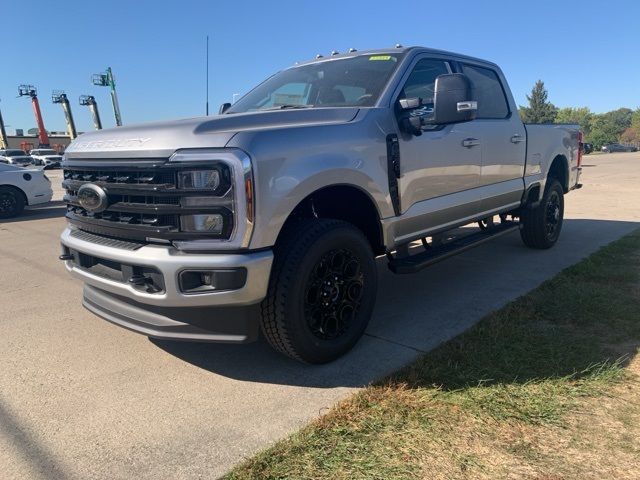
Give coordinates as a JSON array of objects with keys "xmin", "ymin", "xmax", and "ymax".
[{"xmin": 18, "ymin": 85, "xmax": 50, "ymax": 147}]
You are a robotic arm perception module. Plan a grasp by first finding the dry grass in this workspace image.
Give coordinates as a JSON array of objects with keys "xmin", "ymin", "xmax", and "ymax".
[{"xmin": 226, "ymin": 230, "xmax": 640, "ymax": 480}]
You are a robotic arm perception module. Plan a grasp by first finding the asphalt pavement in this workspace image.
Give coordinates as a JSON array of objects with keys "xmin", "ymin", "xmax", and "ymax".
[{"xmin": 1, "ymin": 153, "xmax": 639, "ymax": 479}]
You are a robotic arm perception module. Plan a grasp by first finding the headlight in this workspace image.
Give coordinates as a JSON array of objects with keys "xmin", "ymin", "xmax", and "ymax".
[
  {"xmin": 177, "ymin": 170, "xmax": 221, "ymax": 190},
  {"xmin": 169, "ymin": 149, "xmax": 253, "ymax": 250},
  {"xmin": 180, "ymin": 213, "xmax": 225, "ymax": 234}
]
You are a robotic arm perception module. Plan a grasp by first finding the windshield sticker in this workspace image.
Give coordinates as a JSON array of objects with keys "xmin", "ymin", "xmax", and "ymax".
[{"xmin": 369, "ymin": 55, "xmax": 393, "ymax": 61}]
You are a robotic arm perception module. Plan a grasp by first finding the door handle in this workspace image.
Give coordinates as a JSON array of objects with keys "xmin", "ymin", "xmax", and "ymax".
[
  {"xmin": 510, "ymin": 134, "xmax": 525, "ymax": 144},
  {"xmin": 461, "ymin": 138, "xmax": 480, "ymax": 148}
]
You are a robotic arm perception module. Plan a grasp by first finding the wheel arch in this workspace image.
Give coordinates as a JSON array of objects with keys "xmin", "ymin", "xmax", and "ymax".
[
  {"xmin": 547, "ymin": 154, "xmax": 569, "ymax": 193},
  {"xmin": 0, "ymin": 184, "xmax": 29, "ymax": 205},
  {"xmin": 275, "ymin": 184, "xmax": 385, "ymax": 255}
]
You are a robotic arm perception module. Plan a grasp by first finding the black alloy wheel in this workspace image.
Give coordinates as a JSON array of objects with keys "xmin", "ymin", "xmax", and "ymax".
[
  {"xmin": 260, "ymin": 218, "xmax": 378, "ymax": 364},
  {"xmin": 304, "ymin": 248, "xmax": 364, "ymax": 340},
  {"xmin": 0, "ymin": 187, "xmax": 25, "ymax": 219},
  {"xmin": 544, "ymin": 189, "xmax": 562, "ymax": 241}
]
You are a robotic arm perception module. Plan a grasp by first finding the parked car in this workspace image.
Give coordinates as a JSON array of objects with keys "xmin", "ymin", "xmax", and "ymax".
[
  {"xmin": 29, "ymin": 148, "xmax": 63, "ymax": 169},
  {"xmin": 60, "ymin": 46, "xmax": 582, "ymax": 363},
  {"xmin": 601, "ymin": 143, "xmax": 638, "ymax": 153},
  {"xmin": 582, "ymin": 142, "xmax": 593, "ymax": 154},
  {"xmin": 0, "ymin": 149, "xmax": 35, "ymax": 167},
  {"xmin": 0, "ymin": 163, "xmax": 53, "ymax": 218}
]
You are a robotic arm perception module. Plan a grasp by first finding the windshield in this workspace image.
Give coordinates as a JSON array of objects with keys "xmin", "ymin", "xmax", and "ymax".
[
  {"xmin": 5, "ymin": 150, "xmax": 26, "ymax": 157},
  {"xmin": 227, "ymin": 53, "xmax": 404, "ymax": 113}
]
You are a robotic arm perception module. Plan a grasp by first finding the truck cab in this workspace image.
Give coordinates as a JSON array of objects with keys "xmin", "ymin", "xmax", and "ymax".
[{"xmin": 60, "ymin": 46, "xmax": 581, "ymax": 363}]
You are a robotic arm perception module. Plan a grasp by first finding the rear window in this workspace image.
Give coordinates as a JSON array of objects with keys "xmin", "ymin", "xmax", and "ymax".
[
  {"xmin": 461, "ymin": 64, "xmax": 509, "ymax": 119},
  {"xmin": 5, "ymin": 150, "xmax": 26, "ymax": 157},
  {"xmin": 32, "ymin": 149, "xmax": 57, "ymax": 155},
  {"xmin": 0, "ymin": 163, "xmax": 22, "ymax": 172}
]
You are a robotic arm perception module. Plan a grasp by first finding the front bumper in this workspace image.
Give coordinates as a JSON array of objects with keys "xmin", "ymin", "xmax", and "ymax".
[{"xmin": 60, "ymin": 226, "xmax": 273, "ymax": 342}]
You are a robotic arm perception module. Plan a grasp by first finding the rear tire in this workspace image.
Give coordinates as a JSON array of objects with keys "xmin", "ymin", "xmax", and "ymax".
[
  {"xmin": 260, "ymin": 218, "xmax": 378, "ymax": 363},
  {"xmin": 520, "ymin": 179, "xmax": 564, "ymax": 249},
  {"xmin": 0, "ymin": 186, "xmax": 25, "ymax": 219}
]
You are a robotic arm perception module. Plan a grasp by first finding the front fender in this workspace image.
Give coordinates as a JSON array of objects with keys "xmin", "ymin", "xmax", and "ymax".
[{"xmin": 228, "ymin": 119, "xmax": 394, "ymax": 249}]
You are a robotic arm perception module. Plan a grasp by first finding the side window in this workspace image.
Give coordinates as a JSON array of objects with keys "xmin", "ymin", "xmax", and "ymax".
[
  {"xmin": 401, "ymin": 59, "xmax": 450, "ymax": 103},
  {"xmin": 461, "ymin": 64, "xmax": 509, "ymax": 119}
]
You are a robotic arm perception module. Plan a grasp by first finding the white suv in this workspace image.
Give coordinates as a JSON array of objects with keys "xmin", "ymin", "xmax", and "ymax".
[
  {"xmin": 0, "ymin": 149, "xmax": 35, "ymax": 167},
  {"xmin": 29, "ymin": 148, "xmax": 63, "ymax": 168}
]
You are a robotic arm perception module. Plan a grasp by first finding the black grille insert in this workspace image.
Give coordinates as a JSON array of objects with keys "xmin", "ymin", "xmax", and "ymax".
[{"xmin": 63, "ymin": 162, "xmax": 234, "ymax": 242}]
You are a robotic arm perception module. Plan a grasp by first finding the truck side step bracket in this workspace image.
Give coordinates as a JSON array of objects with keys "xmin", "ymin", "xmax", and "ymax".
[{"xmin": 387, "ymin": 222, "xmax": 520, "ymax": 274}]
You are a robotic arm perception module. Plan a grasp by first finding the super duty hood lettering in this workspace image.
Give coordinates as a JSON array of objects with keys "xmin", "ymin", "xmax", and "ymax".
[{"xmin": 72, "ymin": 138, "xmax": 151, "ymax": 151}]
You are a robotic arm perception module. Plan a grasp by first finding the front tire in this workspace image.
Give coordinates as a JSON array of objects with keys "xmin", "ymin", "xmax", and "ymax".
[
  {"xmin": 260, "ymin": 219, "xmax": 378, "ymax": 363},
  {"xmin": 0, "ymin": 186, "xmax": 25, "ymax": 219},
  {"xmin": 520, "ymin": 179, "xmax": 564, "ymax": 249}
]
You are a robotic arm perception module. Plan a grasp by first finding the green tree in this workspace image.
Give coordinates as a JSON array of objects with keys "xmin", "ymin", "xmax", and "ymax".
[
  {"xmin": 620, "ymin": 108, "xmax": 640, "ymax": 145},
  {"xmin": 519, "ymin": 80, "xmax": 558, "ymax": 124},
  {"xmin": 555, "ymin": 107, "xmax": 593, "ymax": 137},
  {"xmin": 631, "ymin": 108, "xmax": 640, "ymax": 131},
  {"xmin": 620, "ymin": 127, "xmax": 640, "ymax": 144},
  {"xmin": 588, "ymin": 108, "xmax": 634, "ymax": 149}
]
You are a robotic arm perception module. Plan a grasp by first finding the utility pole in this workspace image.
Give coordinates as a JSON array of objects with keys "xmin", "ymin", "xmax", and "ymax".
[
  {"xmin": 52, "ymin": 91, "xmax": 78, "ymax": 139},
  {"xmin": 18, "ymin": 85, "xmax": 50, "ymax": 147},
  {"xmin": 0, "ymin": 99, "xmax": 8, "ymax": 149},
  {"xmin": 79, "ymin": 95, "xmax": 103, "ymax": 130},
  {"xmin": 92, "ymin": 67, "xmax": 122, "ymax": 126}
]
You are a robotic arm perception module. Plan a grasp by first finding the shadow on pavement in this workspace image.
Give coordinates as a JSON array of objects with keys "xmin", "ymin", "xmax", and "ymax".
[
  {"xmin": 1, "ymin": 201, "xmax": 66, "ymax": 224},
  {"xmin": 150, "ymin": 218, "xmax": 638, "ymax": 388},
  {"xmin": 0, "ymin": 398, "xmax": 72, "ymax": 480}
]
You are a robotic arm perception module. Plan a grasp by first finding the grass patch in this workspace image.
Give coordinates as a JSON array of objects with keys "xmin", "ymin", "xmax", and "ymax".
[{"xmin": 227, "ymin": 230, "xmax": 640, "ymax": 480}]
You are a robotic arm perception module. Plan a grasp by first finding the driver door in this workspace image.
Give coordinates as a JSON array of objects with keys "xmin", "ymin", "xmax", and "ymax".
[{"xmin": 393, "ymin": 57, "xmax": 483, "ymax": 240}]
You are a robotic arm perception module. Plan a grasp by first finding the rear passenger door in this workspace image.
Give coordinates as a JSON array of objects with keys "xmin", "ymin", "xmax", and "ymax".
[{"xmin": 459, "ymin": 63, "xmax": 526, "ymax": 212}]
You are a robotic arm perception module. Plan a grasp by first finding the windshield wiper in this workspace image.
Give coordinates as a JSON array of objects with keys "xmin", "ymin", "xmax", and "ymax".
[{"xmin": 263, "ymin": 104, "xmax": 314, "ymax": 111}]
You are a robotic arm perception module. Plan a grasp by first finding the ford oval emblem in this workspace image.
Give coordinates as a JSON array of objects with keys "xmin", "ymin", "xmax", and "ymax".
[{"xmin": 77, "ymin": 183, "xmax": 109, "ymax": 213}]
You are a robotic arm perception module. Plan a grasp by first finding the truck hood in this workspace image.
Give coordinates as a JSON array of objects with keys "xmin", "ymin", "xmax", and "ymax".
[{"xmin": 64, "ymin": 107, "xmax": 359, "ymax": 159}]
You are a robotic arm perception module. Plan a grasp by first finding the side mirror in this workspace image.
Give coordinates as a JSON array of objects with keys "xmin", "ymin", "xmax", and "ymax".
[
  {"xmin": 432, "ymin": 73, "xmax": 477, "ymax": 125},
  {"xmin": 219, "ymin": 103, "xmax": 231, "ymax": 114},
  {"xmin": 398, "ymin": 97, "xmax": 434, "ymax": 136}
]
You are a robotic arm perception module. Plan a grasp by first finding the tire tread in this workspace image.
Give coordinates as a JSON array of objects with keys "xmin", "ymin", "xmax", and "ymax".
[{"xmin": 260, "ymin": 218, "xmax": 352, "ymax": 362}]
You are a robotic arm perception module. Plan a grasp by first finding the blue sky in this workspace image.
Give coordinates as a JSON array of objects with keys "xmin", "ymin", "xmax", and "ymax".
[{"xmin": 1, "ymin": 0, "xmax": 638, "ymax": 133}]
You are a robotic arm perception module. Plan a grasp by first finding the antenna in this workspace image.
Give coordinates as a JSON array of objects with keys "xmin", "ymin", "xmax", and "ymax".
[{"xmin": 206, "ymin": 35, "xmax": 209, "ymax": 116}]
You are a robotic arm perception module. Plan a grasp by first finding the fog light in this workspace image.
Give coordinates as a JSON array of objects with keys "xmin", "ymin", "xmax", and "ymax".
[
  {"xmin": 180, "ymin": 213, "xmax": 224, "ymax": 233},
  {"xmin": 179, "ymin": 268, "xmax": 247, "ymax": 293}
]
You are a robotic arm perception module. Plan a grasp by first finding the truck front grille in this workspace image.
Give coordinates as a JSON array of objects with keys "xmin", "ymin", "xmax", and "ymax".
[{"xmin": 62, "ymin": 161, "xmax": 233, "ymax": 243}]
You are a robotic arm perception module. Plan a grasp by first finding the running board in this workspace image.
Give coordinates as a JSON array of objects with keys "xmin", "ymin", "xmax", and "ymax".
[{"xmin": 387, "ymin": 222, "xmax": 520, "ymax": 274}]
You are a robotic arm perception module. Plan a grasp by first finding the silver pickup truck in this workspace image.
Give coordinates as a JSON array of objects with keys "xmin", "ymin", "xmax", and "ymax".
[{"xmin": 60, "ymin": 46, "xmax": 582, "ymax": 363}]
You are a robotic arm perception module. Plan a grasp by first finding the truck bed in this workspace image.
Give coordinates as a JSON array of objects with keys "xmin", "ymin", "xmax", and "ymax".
[{"xmin": 523, "ymin": 123, "xmax": 581, "ymax": 191}]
